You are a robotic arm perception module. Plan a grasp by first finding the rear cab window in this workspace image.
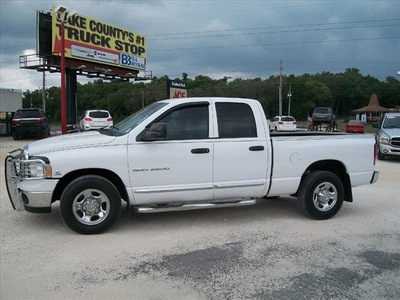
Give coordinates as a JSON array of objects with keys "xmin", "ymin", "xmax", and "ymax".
[{"xmin": 215, "ymin": 102, "xmax": 257, "ymax": 138}]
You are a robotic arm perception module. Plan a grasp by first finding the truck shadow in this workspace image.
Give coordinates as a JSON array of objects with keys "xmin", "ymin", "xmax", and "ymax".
[
  {"xmin": 117, "ymin": 196, "xmax": 306, "ymax": 232},
  {"xmin": 18, "ymin": 196, "xmax": 358, "ymax": 234}
]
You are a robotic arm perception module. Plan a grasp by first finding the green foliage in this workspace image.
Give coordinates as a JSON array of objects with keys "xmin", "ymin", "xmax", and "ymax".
[{"xmin": 22, "ymin": 70, "xmax": 400, "ymax": 124}]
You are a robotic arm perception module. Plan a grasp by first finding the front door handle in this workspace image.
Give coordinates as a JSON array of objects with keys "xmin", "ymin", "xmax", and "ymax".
[
  {"xmin": 191, "ymin": 148, "xmax": 210, "ymax": 154},
  {"xmin": 249, "ymin": 146, "xmax": 264, "ymax": 151}
]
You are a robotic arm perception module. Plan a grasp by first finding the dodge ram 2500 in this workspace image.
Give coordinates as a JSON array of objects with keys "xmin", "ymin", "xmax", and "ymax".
[
  {"xmin": 5, "ymin": 97, "xmax": 379, "ymax": 234},
  {"xmin": 373, "ymin": 112, "xmax": 400, "ymax": 160}
]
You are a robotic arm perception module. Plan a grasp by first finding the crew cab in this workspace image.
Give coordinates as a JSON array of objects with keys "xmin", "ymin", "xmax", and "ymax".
[{"xmin": 5, "ymin": 97, "xmax": 379, "ymax": 234}]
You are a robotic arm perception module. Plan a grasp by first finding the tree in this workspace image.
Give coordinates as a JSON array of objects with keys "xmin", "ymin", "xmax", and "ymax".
[{"xmin": 18, "ymin": 69, "xmax": 397, "ymax": 126}]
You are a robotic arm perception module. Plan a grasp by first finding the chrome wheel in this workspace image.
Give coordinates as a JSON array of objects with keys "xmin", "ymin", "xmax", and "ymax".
[
  {"xmin": 312, "ymin": 182, "xmax": 338, "ymax": 212},
  {"xmin": 297, "ymin": 171, "xmax": 344, "ymax": 220},
  {"xmin": 72, "ymin": 188, "xmax": 110, "ymax": 225}
]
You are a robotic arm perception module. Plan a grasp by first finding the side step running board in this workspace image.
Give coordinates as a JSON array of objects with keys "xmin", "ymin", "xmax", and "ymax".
[{"xmin": 134, "ymin": 199, "xmax": 256, "ymax": 214}]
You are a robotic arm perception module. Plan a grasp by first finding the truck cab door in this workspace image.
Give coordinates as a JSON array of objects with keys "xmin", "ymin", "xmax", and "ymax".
[
  {"xmin": 129, "ymin": 102, "xmax": 213, "ymax": 205},
  {"xmin": 212, "ymin": 101, "xmax": 269, "ymax": 200}
]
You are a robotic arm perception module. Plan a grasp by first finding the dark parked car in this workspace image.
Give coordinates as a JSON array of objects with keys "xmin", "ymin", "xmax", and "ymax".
[
  {"xmin": 12, "ymin": 108, "xmax": 50, "ymax": 140},
  {"xmin": 312, "ymin": 107, "xmax": 336, "ymax": 126},
  {"xmin": 296, "ymin": 125, "xmax": 311, "ymax": 132}
]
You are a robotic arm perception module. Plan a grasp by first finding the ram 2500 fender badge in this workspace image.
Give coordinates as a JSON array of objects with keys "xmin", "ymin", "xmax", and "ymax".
[{"xmin": 132, "ymin": 167, "xmax": 170, "ymax": 172}]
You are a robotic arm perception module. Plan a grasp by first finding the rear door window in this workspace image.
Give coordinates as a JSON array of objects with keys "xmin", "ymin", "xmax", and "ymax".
[{"xmin": 216, "ymin": 102, "xmax": 257, "ymax": 138}]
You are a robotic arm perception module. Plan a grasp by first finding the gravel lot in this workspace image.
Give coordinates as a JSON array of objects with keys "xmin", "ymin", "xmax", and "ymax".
[{"xmin": 1, "ymin": 135, "xmax": 399, "ymax": 300}]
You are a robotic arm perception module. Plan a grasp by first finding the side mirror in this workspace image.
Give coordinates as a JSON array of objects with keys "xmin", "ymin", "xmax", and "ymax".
[{"xmin": 141, "ymin": 123, "xmax": 167, "ymax": 141}]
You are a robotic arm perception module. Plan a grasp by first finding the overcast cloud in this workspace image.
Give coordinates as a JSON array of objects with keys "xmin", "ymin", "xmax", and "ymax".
[{"xmin": 0, "ymin": 0, "xmax": 399, "ymax": 92}]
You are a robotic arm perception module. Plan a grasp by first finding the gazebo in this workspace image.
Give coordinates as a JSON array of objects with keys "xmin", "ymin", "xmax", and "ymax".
[{"xmin": 352, "ymin": 94, "xmax": 390, "ymax": 123}]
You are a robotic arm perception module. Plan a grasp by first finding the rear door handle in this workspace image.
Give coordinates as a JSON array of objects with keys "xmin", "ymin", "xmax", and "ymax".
[
  {"xmin": 249, "ymin": 146, "xmax": 264, "ymax": 151},
  {"xmin": 191, "ymin": 148, "xmax": 210, "ymax": 154}
]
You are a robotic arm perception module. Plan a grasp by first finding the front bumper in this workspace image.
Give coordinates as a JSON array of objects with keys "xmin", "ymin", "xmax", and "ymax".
[
  {"xmin": 5, "ymin": 154, "xmax": 57, "ymax": 213},
  {"xmin": 13, "ymin": 126, "xmax": 46, "ymax": 135},
  {"xmin": 378, "ymin": 143, "xmax": 400, "ymax": 156}
]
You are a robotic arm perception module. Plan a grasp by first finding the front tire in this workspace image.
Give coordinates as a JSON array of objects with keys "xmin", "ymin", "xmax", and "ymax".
[
  {"xmin": 297, "ymin": 171, "xmax": 344, "ymax": 220},
  {"xmin": 377, "ymin": 148, "xmax": 386, "ymax": 160},
  {"xmin": 60, "ymin": 175, "xmax": 121, "ymax": 234}
]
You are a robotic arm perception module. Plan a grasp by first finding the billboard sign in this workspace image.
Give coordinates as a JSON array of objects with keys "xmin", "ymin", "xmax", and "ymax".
[
  {"xmin": 167, "ymin": 80, "xmax": 187, "ymax": 98},
  {"xmin": 51, "ymin": 7, "xmax": 146, "ymax": 71}
]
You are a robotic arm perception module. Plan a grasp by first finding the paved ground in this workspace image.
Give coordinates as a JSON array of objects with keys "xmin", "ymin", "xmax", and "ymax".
[{"xmin": 0, "ymin": 135, "xmax": 399, "ymax": 300}]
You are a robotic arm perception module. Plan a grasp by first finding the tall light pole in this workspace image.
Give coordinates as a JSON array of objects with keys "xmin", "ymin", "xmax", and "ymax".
[
  {"xmin": 287, "ymin": 85, "xmax": 292, "ymax": 116},
  {"xmin": 279, "ymin": 59, "xmax": 283, "ymax": 116},
  {"xmin": 55, "ymin": 5, "xmax": 76, "ymax": 134}
]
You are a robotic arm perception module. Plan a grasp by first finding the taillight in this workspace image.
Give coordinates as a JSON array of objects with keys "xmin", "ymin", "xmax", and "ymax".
[
  {"xmin": 278, "ymin": 121, "xmax": 284, "ymax": 125},
  {"xmin": 12, "ymin": 119, "xmax": 20, "ymax": 125},
  {"xmin": 84, "ymin": 117, "xmax": 93, "ymax": 122},
  {"xmin": 35, "ymin": 118, "xmax": 44, "ymax": 124},
  {"xmin": 293, "ymin": 121, "xmax": 297, "ymax": 125},
  {"xmin": 106, "ymin": 117, "xmax": 113, "ymax": 122}
]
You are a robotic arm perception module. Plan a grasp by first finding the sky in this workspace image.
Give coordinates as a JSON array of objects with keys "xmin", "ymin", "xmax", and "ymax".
[{"xmin": 0, "ymin": 0, "xmax": 399, "ymax": 92}]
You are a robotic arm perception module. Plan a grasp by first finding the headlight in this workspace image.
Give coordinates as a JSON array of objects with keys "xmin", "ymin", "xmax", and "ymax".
[
  {"xmin": 25, "ymin": 161, "xmax": 45, "ymax": 178},
  {"xmin": 18, "ymin": 159, "xmax": 52, "ymax": 179},
  {"xmin": 379, "ymin": 134, "xmax": 390, "ymax": 145},
  {"xmin": 23, "ymin": 145, "xmax": 29, "ymax": 160}
]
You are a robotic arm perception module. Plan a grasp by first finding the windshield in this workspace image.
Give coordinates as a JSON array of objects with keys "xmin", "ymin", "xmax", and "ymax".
[
  {"xmin": 99, "ymin": 102, "xmax": 168, "ymax": 136},
  {"xmin": 314, "ymin": 108, "xmax": 330, "ymax": 114},
  {"xmin": 383, "ymin": 116, "xmax": 400, "ymax": 129}
]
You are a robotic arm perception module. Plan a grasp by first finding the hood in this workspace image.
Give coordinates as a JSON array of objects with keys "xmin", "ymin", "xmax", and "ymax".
[
  {"xmin": 27, "ymin": 131, "xmax": 119, "ymax": 156},
  {"xmin": 381, "ymin": 128, "xmax": 400, "ymax": 138}
]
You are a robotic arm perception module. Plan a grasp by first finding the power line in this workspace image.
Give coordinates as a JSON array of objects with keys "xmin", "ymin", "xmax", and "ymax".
[
  {"xmin": 150, "ymin": 24, "xmax": 399, "ymax": 42},
  {"xmin": 151, "ymin": 36, "xmax": 399, "ymax": 52},
  {"xmin": 147, "ymin": 18, "xmax": 400, "ymax": 37}
]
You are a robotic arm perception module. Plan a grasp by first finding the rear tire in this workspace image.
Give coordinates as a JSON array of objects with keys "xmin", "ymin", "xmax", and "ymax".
[
  {"xmin": 297, "ymin": 171, "xmax": 344, "ymax": 220},
  {"xmin": 60, "ymin": 175, "xmax": 121, "ymax": 234},
  {"xmin": 12, "ymin": 133, "xmax": 19, "ymax": 140}
]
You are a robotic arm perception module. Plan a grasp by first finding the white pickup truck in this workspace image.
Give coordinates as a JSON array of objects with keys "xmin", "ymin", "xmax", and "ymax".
[{"xmin": 5, "ymin": 97, "xmax": 379, "ymax": 234}]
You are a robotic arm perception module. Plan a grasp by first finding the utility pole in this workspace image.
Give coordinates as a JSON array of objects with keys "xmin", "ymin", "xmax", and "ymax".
[
  {"xmin": 287, "ymin": 85, "xmax": 292, "ymax": 116},
  {"xmin": 42, "ymin": 71, "xmax": 46, "ymax": 112},
  {"xmin": 279, "ymin": 59, "xmax": 283, "ymax": 116}
]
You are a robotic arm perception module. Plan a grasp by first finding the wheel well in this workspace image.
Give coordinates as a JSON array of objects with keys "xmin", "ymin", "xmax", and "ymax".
[
  {"xmin": 52, "ymin": 169, "xmax": 129, "ymax": 203},
  {"xmin": 299, "ymin": 160, "xmax": 353, "ymax": 202}
]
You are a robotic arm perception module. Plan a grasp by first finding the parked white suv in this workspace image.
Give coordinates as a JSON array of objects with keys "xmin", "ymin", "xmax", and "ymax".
[
  {"xmin": 271, "ymin": 116, "xmax": 297, "ymax": 131},
  {"xmin": 78, "ymin": 110, "xmax": 113, "ymax": 131}
]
